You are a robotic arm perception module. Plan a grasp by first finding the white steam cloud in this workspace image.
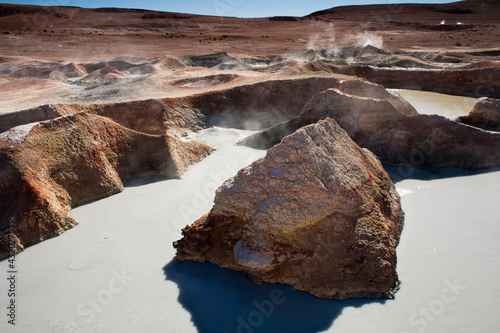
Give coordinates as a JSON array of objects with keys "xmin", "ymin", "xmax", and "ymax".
[
  {"xmin": 306, "ymin": 22, "xmax": 336, "ymax": 51},
  {"xmin": 306, "ymin": 21, "xmax": 384, "ymax": 54},
  {"xmin": 353, "ymin": 31, "xmax": 384, "ymax": 49}
]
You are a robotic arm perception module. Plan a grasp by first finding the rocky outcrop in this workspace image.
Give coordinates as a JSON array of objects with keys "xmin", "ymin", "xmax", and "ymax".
[
  {"xmin": 0, "ymin": 76, "xmax": 351, "ymax": 134},
  {"xmin": 336, "ymin": 79, "xmax": 418, "ymax": 116},
  {"xmin": 242, "ymin": 88, "xmax": 500, "ymax": 170},
  {"xmin": 0, "ymin": 112, "xmax": 213, "ymax": 258},
  {"xmin": 239, "ymin": 81, "xmax": 417, "ymax": 149},
  {"xmin": 186, "ymin": 76, "xmax": 348, "ymax": 129},
  {"xmin": 174, "ymin": 118, "xmax": 404, "ymax": 300},
  {"xmin": 456, "ymin": 97, "xmax": 500, "ymax": 130}
]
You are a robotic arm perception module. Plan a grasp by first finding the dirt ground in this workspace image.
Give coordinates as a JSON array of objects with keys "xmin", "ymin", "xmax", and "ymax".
[{"xmin": 0, "ymin": 0, "xmax": 499, "ymax": 114}]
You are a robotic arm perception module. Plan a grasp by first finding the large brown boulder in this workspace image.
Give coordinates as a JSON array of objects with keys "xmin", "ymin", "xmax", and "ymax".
[
  {"xmin": 336, "ymin": 79, "xmax": 418, "ymax": 116},
  {"xmin": 174, "ymin": 118, "xmax": 404, "ymax": 300},
  {"xmin": 0, "ymin": 112, "xmax": 213, "ymax": 257},
  {"xmin": 242, "ymin": 88, "xmax": 500, "ymax": 170},
  {"xmin": 456, "ymin": 97, "xmax": 500, "ymax": 130},
  {"xmin": 239, "ymin": 82, "xmax": 418, "ymax": 150}
]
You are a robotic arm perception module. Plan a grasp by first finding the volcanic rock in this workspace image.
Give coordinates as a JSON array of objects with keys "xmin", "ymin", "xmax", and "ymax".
[
  {"xmin": 0, "ymin": 104, "xmax": 91, "ymax": 133},
  {"xmin": 336, "ymin": 79, "xmax": 418, "ymax": 116},
  {"xmin": 179, "ymin": 52, "xmax": 236, "ymax": 68},
  {"xmin": 322, "ymin": 61, "xmax": 500, "ymax": 98},
  {"xmin": 174, "ymin": 118, "xmax": 404, "ymax": 300},
  {"xmin": 0, "ymin": 76, "xmax": 349, "ymax": 135},
  {"xmin": 0, "ymin": 112, "xmax": 213, "ymax": 257},
  {"xmin": 242, "ymin": 87, "xmax": 500, "ymax": 170},
  {"xmin": 456, "ymin": 97, "xmax": 500, "ymax": 130}
]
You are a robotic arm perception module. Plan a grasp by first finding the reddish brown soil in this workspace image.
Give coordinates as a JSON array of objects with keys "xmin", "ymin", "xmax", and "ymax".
[
  {"xmin": 0, "ymin": 1, "xmax": 499, "ymax": 61},
  {"xmin": 0, "ymin": 1, "xmax": 498, "ymax": 114}
]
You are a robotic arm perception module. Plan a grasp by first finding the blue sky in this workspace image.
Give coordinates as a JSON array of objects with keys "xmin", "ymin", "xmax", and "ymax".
[{"xmin": 1, "ymin": 0, "xmax": 457, "ymax": 17}]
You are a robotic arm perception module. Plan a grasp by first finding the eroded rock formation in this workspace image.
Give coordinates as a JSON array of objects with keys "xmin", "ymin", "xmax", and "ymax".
[
  {"xmin": 296, "ymin": 59, "xmax": 500, "ymax": 98},
  {"xmin": 0, "ymin": 76, "xmax": 349, "ymax": 134},
  {"xmin": 456, "ymin": 97, "xmax": 500, "ymax": 130},
  {"xmin": 0, "ymin": 112, "xmax": 213, "ymax": 257},
  {"xmin": 242, "ymin": 87, "xmax": 500, "ymax": 170},
  {"xmin": 174, "ymin": 119, "xmax": 404, "ymax": 300}
]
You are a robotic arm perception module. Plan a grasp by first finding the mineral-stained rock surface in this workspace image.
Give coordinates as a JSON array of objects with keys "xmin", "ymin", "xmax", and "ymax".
[
  {"xmin": 456, "ymin": 97, "xmax": 500, "ymax": 130},
  {"xmin": 0, "ymin": 76, "xmax": 348, "ymax": 134},
  {"xmin": 174, "ymin": 118, "xmax": 404, "ymax": 300},
  {"xmin": 0, "ymin": 112, "xmax": 213, "ymax": 257},
  {"xmin": 242, "ymin": 88, "xmax": 500, "ymax": 170},
  {"xmin": 317, "ymin": 60, "xmax": 500, "ymax": 98}
]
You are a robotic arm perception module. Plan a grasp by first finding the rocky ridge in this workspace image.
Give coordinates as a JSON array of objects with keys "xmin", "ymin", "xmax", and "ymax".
[{"xmin": 0, "ymin": 112, "xmax": 213, "ymax": 257}]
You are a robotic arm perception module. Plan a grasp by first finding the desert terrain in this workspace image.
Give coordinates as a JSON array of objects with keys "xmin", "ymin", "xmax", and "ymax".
[{"xmin": 0, "ymin": 0, "xmax": 499, "ymax": 115}]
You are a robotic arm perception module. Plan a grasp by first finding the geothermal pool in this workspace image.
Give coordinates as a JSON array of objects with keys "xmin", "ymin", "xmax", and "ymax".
[
  {"xmin": 391, "ymin": 89, "xmax": 478, "ymax": 119},
  {"xmin": 1, "ymin": 91, "xmax": 499, "ymax": 333}
]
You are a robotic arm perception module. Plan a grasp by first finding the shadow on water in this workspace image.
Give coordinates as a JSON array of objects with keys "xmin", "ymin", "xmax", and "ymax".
[
  {"xmin": 384, "ymin": 165, "xmax": 500, "ymax": 184},
  {"xmin": 163, "ymin": 259, "xmax": 385, "ymax": 333},
  {"xmin": 123, "ymin": 175, "xmax": 169, "ymax": 187}
]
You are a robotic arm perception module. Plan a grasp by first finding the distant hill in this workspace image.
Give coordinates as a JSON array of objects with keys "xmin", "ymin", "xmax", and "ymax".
[{"xmin": 307, "ymin": 0, "xmax": 500, "ymax": 23}]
